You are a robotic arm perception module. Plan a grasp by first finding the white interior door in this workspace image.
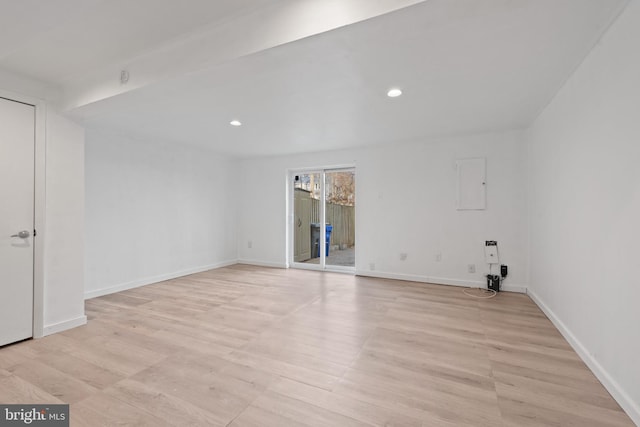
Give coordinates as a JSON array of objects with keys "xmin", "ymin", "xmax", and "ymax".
[{"xmin": 0, "ymin": 97, "xmax": 35, "ymax": 346}]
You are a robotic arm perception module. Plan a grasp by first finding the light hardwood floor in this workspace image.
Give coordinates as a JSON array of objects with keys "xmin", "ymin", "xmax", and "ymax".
[{"xmin": 0, "ymin": 265, "xmax": 634, "ymax": 426}]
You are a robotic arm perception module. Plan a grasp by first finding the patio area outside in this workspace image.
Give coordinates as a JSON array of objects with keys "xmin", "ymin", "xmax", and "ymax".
[{"xmin": 303, "ymin": 246, "xmax": 355, "ymax": 267}]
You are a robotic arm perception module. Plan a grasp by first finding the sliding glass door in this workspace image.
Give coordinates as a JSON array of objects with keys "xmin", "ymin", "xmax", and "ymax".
[{"xmin": 290, "ymin": 168, "xmax": 355, "ymax": 272}]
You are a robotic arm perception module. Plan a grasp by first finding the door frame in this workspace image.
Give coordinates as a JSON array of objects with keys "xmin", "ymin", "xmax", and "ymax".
[
  {"xmin": 0, "ymin": 89, "xmax": 47, "ymax": 339},
  {"xmin": 286, "ymin": 165, "xmax": 356, "ymax": 273}
]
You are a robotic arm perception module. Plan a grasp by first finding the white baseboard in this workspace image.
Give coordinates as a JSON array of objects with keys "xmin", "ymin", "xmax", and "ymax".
[
  {"xmin": 84, "ymin": 259, "xmax": 238, "ymax": 299},
  {"xmin": 43, "ymin": 315, "xmax": 87, "ymax": 336},
  {"xmin": 237, "ymin": 259, "xmax": 287, "ymax": 269},
  {"xmin": 528, "ymin": 289, "xmax": 640, "ymax": 426},
  {"xmin": 355, "ymin": 270, "xmax": 527, "ymax": 294}
]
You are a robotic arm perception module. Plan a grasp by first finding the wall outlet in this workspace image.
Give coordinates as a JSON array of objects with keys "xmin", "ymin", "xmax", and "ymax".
[
  {"xmin": 435, "ymin": 253, "xmax": 442, "ymax": 262},
  {"xmin": 247, "ymin": 240, "xmax": 252, "ymax": 249},
  {"xmin": 400, "ymin": 253, "xmax": 407, "ymax": 261},
  {"xmin": 369, "ymin": 262, "xmax": 376, "ymax": 271},
  {"xmin": 468, "ymin": 264, "xmax": 476, "ymax": 273}
]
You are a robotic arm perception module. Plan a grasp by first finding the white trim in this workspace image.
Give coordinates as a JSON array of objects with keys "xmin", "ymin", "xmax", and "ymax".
[
  {"xmin": 43, "ymin": 315, "xmax": 87, "ymax": 336},
  {"xmin": 237, "ymin": 259, "xmax": 287, "ymax": 269},
  {"xmin": 284, "ymin": 171, "xmax": 292, "ymax": 270},
  {"xmin": 527, "ymin": 289, "xmax": 640, "ymax": 426},
  {"xmin": 288, "ymin": 164, "xmax": 356, "ymax": 173},
  {"xmin": 498, "ymin": 284, "xmax": 526, "ymax": 293},
  {"xmin": 33, "ymin": 101, "xmax": 46, "ymax": 339},
  {"xmin": 84, "ymin": 260, "xmax": 238, "ymax": 299},
  {"xmin": 355, "ymin": 270, "xmax": 527, "ymax": 293}
]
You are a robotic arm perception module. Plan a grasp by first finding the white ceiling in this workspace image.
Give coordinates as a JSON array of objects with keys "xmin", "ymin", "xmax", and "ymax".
[
  {"xmin": 1, "ymin": 0, "xmax": 628, "ymax": 157},
  {"xmin": 0, "ymin": 0, "xmax": 279, "ymax": 83}
]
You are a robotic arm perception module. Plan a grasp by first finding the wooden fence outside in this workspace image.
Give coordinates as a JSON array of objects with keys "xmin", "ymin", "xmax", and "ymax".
[{"xmin": 310, "ymin": 198, "xmax": 355, "ymax": 248}]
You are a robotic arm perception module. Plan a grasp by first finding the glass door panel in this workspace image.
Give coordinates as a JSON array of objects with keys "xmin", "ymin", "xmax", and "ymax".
[
  {"xmin": 324, "ymin": 170, "xmax": 355, "ymax": 268},
  {"xmin": 293, "ymin": 173, "xmax": 321, "ymax": 264}
]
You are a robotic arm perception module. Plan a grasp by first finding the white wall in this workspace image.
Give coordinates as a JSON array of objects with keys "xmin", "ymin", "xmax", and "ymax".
[
  {"xmin": 526, "ymin": 1, "xmax": 640, "ymax": 423},
  {"xmin": 84, "ymin": 129, "xmax": 238, "ymax": 298},
  {"xmin": 43, "ymin": 111, "xmax": 87, "ymax": 334},
  {"xmin": 238, "ymin": 130, "xmax": 528, "ymax": 291}
]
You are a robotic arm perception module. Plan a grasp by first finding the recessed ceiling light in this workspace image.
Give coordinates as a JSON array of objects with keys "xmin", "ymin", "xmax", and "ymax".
[
  {"xmin": 230, "ymin": 120, "xmax": 242, "ymax": 126},
  {"xmin": 387, "ymin": 88, "xmax": 403, "ymax": 98}
]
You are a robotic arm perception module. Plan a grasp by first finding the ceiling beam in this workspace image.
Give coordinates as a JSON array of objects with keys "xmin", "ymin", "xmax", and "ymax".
[{"xmin": 60, "ymin": 0, "xmax": 427, "ymax": 114}]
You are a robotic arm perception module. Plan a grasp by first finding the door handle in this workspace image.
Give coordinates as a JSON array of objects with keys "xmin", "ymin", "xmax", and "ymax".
[{"xmin": 10, "ymin": 230, "xmax": 30, "ymax": 239}]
